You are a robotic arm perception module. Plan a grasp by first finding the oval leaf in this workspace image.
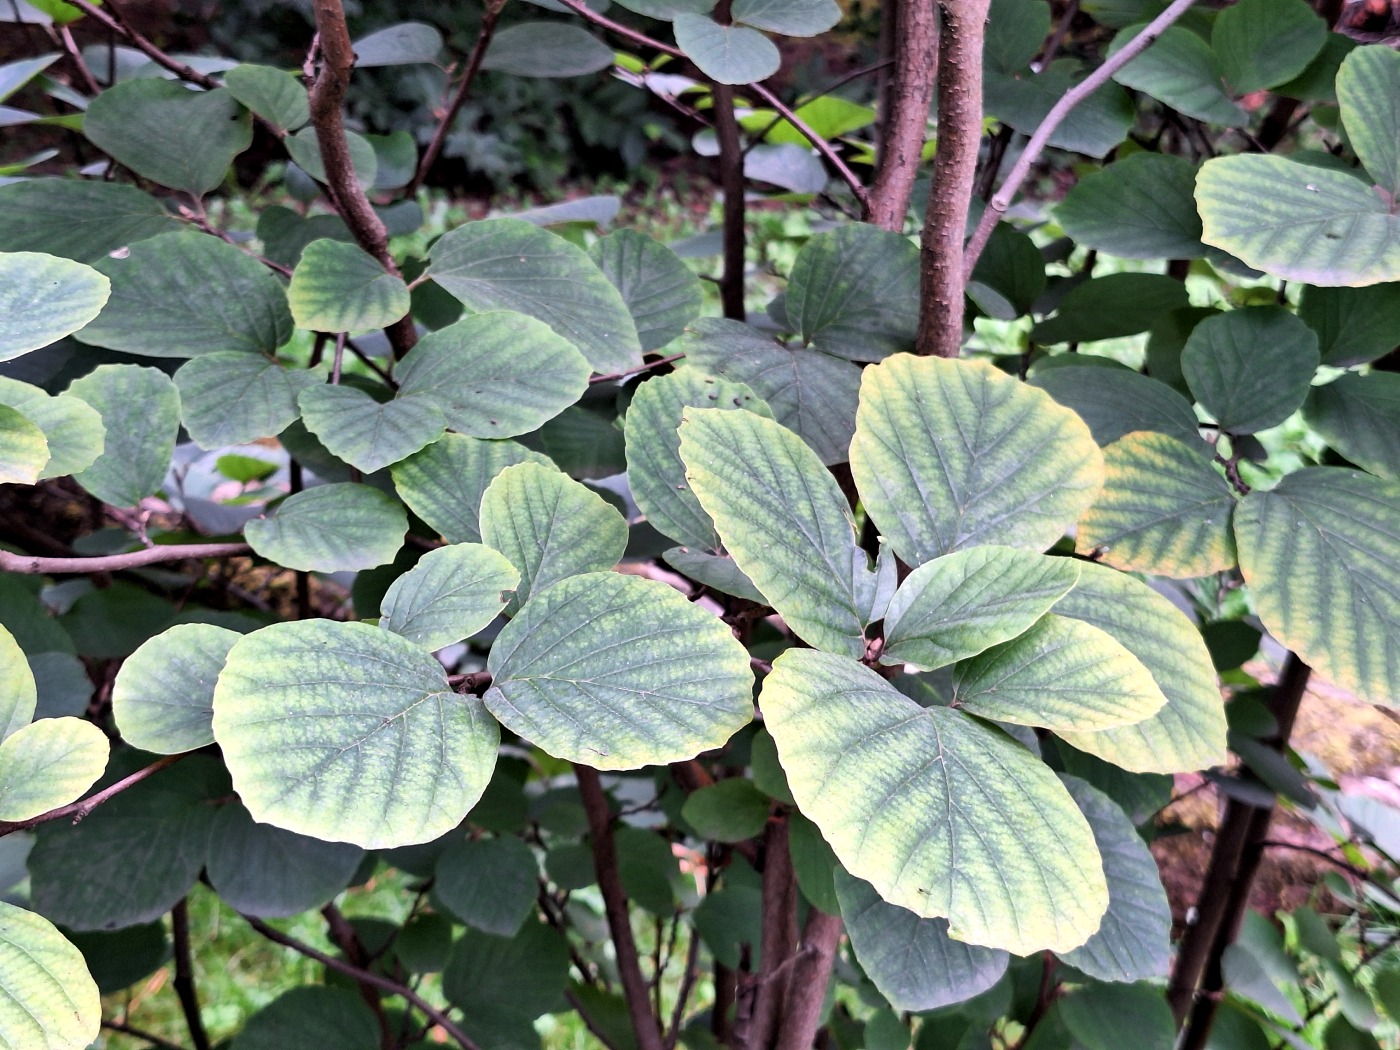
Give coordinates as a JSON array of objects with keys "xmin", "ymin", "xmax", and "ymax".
[
  {"xmin": 1303, "ymin": 372, "xmax": 1400, "ymax": 480},
  {"xmin": 0, "ymin": 251, "xmax": 109, "ymax": 361},
  {"xmin": 1337, "ymin": 45, "xmax": 1400, "ymax": 197},
  {"xmin": 433, "ymin": 836, "xmax": 538, "ymax": 936},
  {"xmin": 0, "ymin": 901, "xmax": 100, "ymax": 1050},
  {"xmin": 67, "ymin": 364, "xmax": 180, "ymax": 508},
  {"xmin": 673, "ymin": 15, "xmax": 780, "ymax": 85},
  {"xmin": 1181, "ymin": 306, "xmax": 1320, "ymax": 433},
  {"xmin": 1211, "ymin": 0, "xmax": 1326, "ymax": 94},
  {"xmin": 288, "ymin": 239, "xmax": 410, "ymax": 334},
  {"xmin": 0, "ymin": 404, "xmax": 48, "ymax": 485},
  {"xmin": 481, "ymin": 22, "xmax": 614, "ymax": 78},
  {"xmin": 244, "ymin": 482, "xmax": 407, "ymax": 572},
  {"xmin": 0, "ymin": 626, "xmax": 35, "ymax": 744},
  {"xmin": 351, "ymin": 21, "xmax": 443, "ymax": 66},
  {"xmin": 0, "ymin": 179, "xmax": 177, "ymax": 263},
  {"xmin": 111, "ymin": 623, "xmax": 239, "ymax": 755},
  {"xmin": 297, "ymin": 385, "xmax": 445, "ymax": 474},
  {"xmin": 1030, "ymin": 366, "xmax": 1204, "ymax": 450},
  {"xmin": 379, "ymin": 542, "xmax": 518, "ymax": 650},
  {"xmin": 223, "ymin": 63, "xmax": 309, "ymax": 132},
  {"xmin": 0, "ymin": 717, "xmax": 107, "ymax": 822},
  {"xmin": 589, "ymin": 229, "xmax": 704, "ymax": 351},
  {"xmin": 1054, "ymin": 153, "xmax": 1205, "ymax": 259},
  {"xmin": 175, "ymin": 352, "xmax": 321, "ymax": 449},
  {"xmin": 732, "ymin": 0, "xmax": 840, "ymax": 35},
  {"xmin": 0, "ymin": 378, "xmax": 105, "ymax": 481}
]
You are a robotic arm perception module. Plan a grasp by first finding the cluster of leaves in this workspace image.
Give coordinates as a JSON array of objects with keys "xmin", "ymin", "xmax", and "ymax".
[{"xmin": 0, "ymin": 0, "xmax": 1399, "ymax": 1048}]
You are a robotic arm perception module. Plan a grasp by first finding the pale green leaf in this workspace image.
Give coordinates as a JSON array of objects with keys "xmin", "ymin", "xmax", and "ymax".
[
  {"xmin": 1077, "ymin": 431, "xmax": 1237, "ymax": 577},
  {"xmin": 433, "ymin": 837, "xmax": 538, "ymax": 936},
  {"xmin": 76, "ymin": 231, "xmax": 293, "ymax": 358},
  {"xmin": 67, "ymin": 364, "xmax": 179, "ymax": 507},
  {"xmin": 1212, "ymin": 0, "xmax": 1326, "ymax": 94},
  {"xmin": 351, "ymin": 21, "xmax": 443, "ymax": 66},
  {"xmin": 613, "ymin": 0, "xmax": 714, "ymax": 17},
  {"xmin": 1031, "ymin": 366, "xmax": 1204, "ymax": 450},
  {"xmin": 589, "ymin": 230, "xmax": 703, "ymax": 351},
  {"xmin": 0, "ymin": 251, "xmax": 109, "ymax": 361},
  {"xmin": 0, "ymin": 378, "xmax": 104, "ymax": 480},
  {"xmin": 1055, "ymin": 153, "xmax": 1205, "ymax": 259},
  {"xmin": 0, "ymin": 901, "xmax": 100, "ymax": 1050},
  {"xmin": 625, "ymin": 368, "xmax": 770, "ymax": 550},
  {"xmin": 0, "ymin": 404, "xmax": 48, "ymax": 485},
  {"xmin": 394, "ymin": 311, "xmax": 590, "ymax": 438},
  {"xmin": 223, "ymin": 63, "xmax": 309, "ymax": 132},
  {"xmin": 762, "ymin": 648, "xmax": 1107, "ymax": 954},
  {"xmin": 244, "ymin": 482, "xmax": 407, "ymax": 572},
  {"xmin": 481, "ymin": 23, "xmax": 614, "ymax": 77},
  {"xmin": 478, "ymin": 462, "xmax": 627, "ymax": 613},
  {"xmin": 427, "ymin": 218, "xmax": 642, "ymax": 375},
  {"xmin": 83, "ymin": 80, "xmax": 251, "ymax": 195},
  {"xmin": 952, "ymin": 613, "xmax": 1167, "ymax": 731},
  {"xmin": 484, "ymin": 572, "xmax": 754, "ymax": 769},
  {"xmin": 288, "ymin": 239, "xmax": 410, "ymax": 334},
  {"xmin": 297, "ymin": 385, "xmax": 445, "ymax": 474},
  {"xmin": 0, "ymin": 179, "xmax": 177, "ymax": 263},
  {"xmin": 175, "ymin": 352, "xmax": 321, "ymax": 449},
  {"xmin": 0, "ymin": 626, "xmax": 35, "ymax": 744},
  {"xmin": 1336, "ymin": 45, "xmax": 1400, "ymax": 196},
  {"xmin": 391, "ymin": 433, "xmax": 554, "ymax": 545},
  {"xmin": 660, "ymin": 547, "xmax": 767, "ymax": 604},
  {"xmin": 212, "ymin": 619, "xmax": 499, "ymax": 848},
  {"xmin": 1195, "ymin": 156, "xmax": 1400, "ymax": 287},
  {"xmin": 1110, "ymin": 24, "xmax": 1245, "ymax": 125},
  {"xmin": 1182, "ymin": 307, "xmax": 1320, "ymax": 433},
  {"xmin": 0, "ymin": 53, "xmax": 56, "ymax": 104},
  {"xmin": 732, "ymin": 0, "xmax": 840, "ymax": 36},
  {"xmin": 835, "ymin": 869, "xmax": 1009, "ymax": 1013},
  {"xmin": 785, "ymin": 224, "xmax": 919, "ymax": 362},
  {"xmin": 850, "ymin": 354, "xmax": 1104, "ymax": 565},
  {"xmin": 1056, "ymin": 562, "xmax": 1228, "ymax": 772},
  {"xmin": 882, "ymin": 547, "xmax": 1080, "ymax": 671},
  {"xmin": 1234, "ymin": 467, "xmax": 1400, "ymax": 705},
  {"xmin": 111, "ymin": 623, "xmax": 239, "ymax": 755},
  {"xmin": 0, "ymin": 717, "xmax": 107, "ymax": 822},
  {"xmin": 679, "ymin": 407, "xmax": 874, "ymax": 658},
  {"xmin": 673, "ymin": 15, "xmax": 780, "ymax": 84},
  {"xmin": 379, "ymin": 543, "xmax": 518, "ymax": 650},
  {"xmin": 1303, "ymin": 372, "xmax": 1400, "ymax": 480}
]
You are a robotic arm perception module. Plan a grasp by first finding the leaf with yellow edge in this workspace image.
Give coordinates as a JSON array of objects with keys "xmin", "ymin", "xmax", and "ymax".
[
  {"xmin": 0, "ymin": 901, "xmax": 101, "ymax": 1050},
  {"xmin": 0, "ymin": 717, "xmax": 108, "ymax": 822}
]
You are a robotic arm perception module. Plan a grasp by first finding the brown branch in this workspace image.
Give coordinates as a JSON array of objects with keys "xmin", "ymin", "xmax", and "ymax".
[
  {"xmin": 590, "ymin": 352, "xmax": 686, "ymax": 386},
  {"xmin": 323, "ymin": 903, "xmax": 395, "ymax": 1050},
  {"xmin": 242, "ymin": 914, "xmax": 482, "ymax": 1050},
  {"xmin": 713, "ymin": 81, "xmax": 748, "ymax": 321},
  {"xmin": 868, "ymin": 0, "xmax": 938, "ymax": 230},
  {"xmin": 407, "ymin": 0, "xmax": 506, "ymax": 197},
  {"xmin": 747, "ymin": 814, "xmax": 798, "ymax": 1050},
  {"xmin": 102, "ymin": 1019, "xmax": 189, "ymax": 1050},
  {"xmin": 65, "ymin": 0, "xmax": 220, "ymax": 89},
  {"xmin": 171, "ymin": 899, "xmax": 212, "ymax": 1050},
  {"xmin": 0, "ymin": 543, "xmax": 250, "ymax": 576},
  {"xmin": 0, "ymin": 754, "xmax": 186, "ymax": 838},
  {"xmin": 915, "ymin": 0, "xmax": 991, "ymax": 357},
  {"xmin": 772, "ymin": 909, "xmax": 843, "ymax": 1050},
  {"xmin": 55, "ymin": 22, "xmax": 102, "ymax": 96},
  {"xmin": 664, "ymin": 927, "xmax": 704, "ymax": 1049},
  {"xmin": 307, "ymin": 0, "xmax": 417, "ymax": 358},
  {"xmin": 576, "ymin": 765, "xmax": 665, "ymax": 1050},
  {"xmin": 564, "ymin": 989, "xmax": 624, "ymax": 1050},
  {"xmin": 962, "ymin": 0, "xmax": 1203, "ymax": 278}
]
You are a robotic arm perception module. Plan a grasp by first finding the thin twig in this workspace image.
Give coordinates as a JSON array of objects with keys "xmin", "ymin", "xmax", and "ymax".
[
  {"xmin": 102, "ymin": 1018, "xmax": 189, "ymax": 1050},
  {"xmin": 1035, "ymin": 0, "xmax": 1080, "ymax": 70},
  {"xmin": 0, "ymin": 544, "xmax": 250, "ymax": 576},
  {"xmin": 664, "ymin": 929, "xmax": 703, "ymax": 1049},
  {"xmin": 57, "ymin": 23, "xmax": 102, "ymax": 96},
  {"xmin": 65, "ymin": 0, "xmax": 220, "ymax": 89},
  {"xmin": 171, "ymin": 900, "xmax": 212, "ymax": 1050},
  {"xmin": 589, "ymin": 353, "xmax": 686, "ymax": 386},
  {"xmin": 963, "ymin": 0, "xmax": 1204, "ymax": 278},
  {"xmin": 0, "ymin": 754, "xmax": 186, "ymax": 838},
  {"xmin": 322, "ymin": 902, "xmax": 395, "ymax": 1050},
  {"xmin": 713, "ymin": 80, "xmax": 748, "ymax": 321},
  {"xmin": 241, "ymin": 914, "xmax": 482, "ymax": 1050}
]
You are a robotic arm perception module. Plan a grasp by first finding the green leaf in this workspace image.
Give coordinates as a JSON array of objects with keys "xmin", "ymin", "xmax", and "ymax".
[
  {"xmin": 63, "ymin": 922, "xmax": 169, "ymax": 996},
  {"xmin": 223, "ymin": 63, "xmax": 308, "ymax": 131},
  {"xmin": 427, "ymin": 218, "xmax": 643, "ymax": 375},
  {"xmin": 0, "ymin": 627, "xmax": 35, "ymax": 744},
  {"xmin": 673, "ymin": 16, "xmax": 780, "ymax": 84},
  {"xmin": 756, "ymin": 94, "xmax": 875, "ymax": 146},
  {"xmin": 257, "ymin": 206, "xmax": 352, "ymax": 268},
  {"xmin": 1030, "ymin": 367, "xmax": 1204, "ymax": 451},
  {"xmin": 1055, "ymin": 153, "xmax": 1205, "ymax": 259},
  {"xmin": 1298, "ymin": 283, "xmax": 1400, "ymax": 367},
  {"xmin": 0, "ymin": 378, "xmax": 104, "ymax": 481},
  {"xmin": 1057, "ymin": 775, "xmax": 1172, "ymax": 982},
  {"xmin": 379, "ymin": 542, "xmax": 518, "ymax": 650},
  {"xmin": 0, "ymin": 53, "xmax": 56, "ymax": 103},
  {"xmin": 76, "ymin": 231, "xmax": 293, "ymax": 358},
  {"xmin": 284, "ymin": 126, "xmax": 377, "ymax": 190},
  {"xmin": 83, "ymin": 80, "xmax": 251, "ymax": 195},
  {"xmin": 968, "ymin": 224, "xmax": 1047, "ymax": 319},
  {"xmin": 680, "ymin": 317, "xmax": 862, "ymax": 466},
  {"xmin": 1181, "ymin": 307, "xmax": 1320, "ymax": 433},
  {"xmin": 679, "ymin": 408, "xmax": 874, "ymax": 658},
  {"xmin": 245, "ymin": 482, "xmax": 407, "ymax": 573},
  {"xmin": 175, "ymin": 352, "xmax": 321, "ymax": 449},
  {"xmin": 731, "ymin": 0, "xmax": 840, "ymax": 36},
  {"xmin": 481, "ymin": 22, "xmax": 614, "ymax": 77},
  {"xmin": 443, "ymin": 923, "xmax": 570, "ymax": 1039},
  {"xmin": 1060, "ymin": 982, "xmax": 1174, "ymax": 1050},
  {"xmin": 835, "ymin": 869, "xmax": 1009, "ymax": 1013},
  {"xmin": 67, "ymin": 364, "xmax": 179, "ymax": 507},
  {"xmin": 985, "ymin": 0, "xmax": 1050, "ymax": 74},
  {"xmin": 983, "ymin": 61, "xmax": 1134, "ymax": 159},
  {"xmin": 28, "ymin": 755, "xmax": 228, "ymax": 930},
  {"xmin": 589, "ymin": 230, "xmax": 704, "ymax": 351},
  {"xmin": 110, "ymin": 624, "xmax": 238, "ymax": 755},
  {"xmin": 484, "ymin": 572, "xmax": 754, "ymax": 769},
  {"xmin": 288, "ymin": 239, "xmax": 410, "ymax": 334},
  {"xmin": 212, "ymin": 619, "xmax": 499, "ymax": 848},
  {"xmin": 1077, "ymin": 431, "xmax": 1238, "ymax": 577},
  {"xmin": 1304, "ymin": 372, "xmax": 1400, "ymax": 480},
  {"xmin": 952, "ymin": 614, "xmax": 1167, "ymax": 731},
  {"xmin": 479, "ymin": 462, "xmax": 627, "ymax": 612},
  {"xmin": 785, "ymin": 224, "xmax": 920, "ymax": 362},
  {"xmin": 231, "ymin": 986, "xmax": 379, "ymax": 1050},
  {"xmin": 1195, "ymin": 156, "xmax": 1400, "ymax": 287},
  {"xmin": 694, "ymin": 884, "xmax": 762, "ymax": 967},
  {"xmin": 205, "ymin": 801, "xmax": 364, "ymax": 918},
  {"xmin": 1337, "ymin": 45, "xmax": 1400, "ymax": 197},
  {"xmin": 625, "ymin": 369, "xmax": 771, "ymax": 550},
  {"xmin": 1222, "ymin": 943, "xmax": 1302, "ymax": 1024},
  {"xmin": 1030, "ymin": 273, "xmax": 1191, "ymax": 345},
  {"xmin": 0, "ymin": 717, "xmax": 106, "ymax": 821},
  {"xmin": 297, "ymin": 385, "xmax": 445, "ymax": 474},
  {"xmin": 882, "ymin": 547, "xmax": 1080, "ymax": 671},
  {"xmin": 762, "ymin": 649, "xmax": 1107, "ymax": 954},
  {"xmin": 0, "ymin": 180, "xmax": 177, "ymax": 263},
  {"xmin": 1212, "ymin": 0, "xmax": 1326, "ymax": 94},
  {"xmin": 539, "ymin": 404, "xmax": 627, "ymax": 479},
  {"xmin": 394, "ymin": 312, "xmax": 590, "ymax": 438},
  {"xmin": 0, "ymin": 404, "xmax": 48, "ymax": 485},
  {"xmin": 662, "ymin": 547, "xmax": 767, "ymax": 603},
  {"xmin": 0, "ymin": 901, "xmax": 100, "ymax": 1050},
  {"xmin": 1109, "ymin": 24, "xmax": 1245, "ymax": 125},
  {"xmin": 433, "ymin": 836, "xmax": 538, "ymax": 936},
  {"xmin": 613, "ymin": 0, "xmax": 715, "ymax": 17},
  {"xmin": 391, "ymin": 433, "xmax": 553, "ymax": 545},
  {"xmin": 351, "ymin": 21, "xmax": 443, "ymax": 66},
  {"xmin": 681, "ymin": 779, "xmax": 771, "ymax": 842},
  {"xmin": 1234, "ymin": 467, "xmax": 1400, "ymax": 705},
  {"xmin": 1056, "ymin": 562, "xmax": 1227, "ymax": 772},
  {"xmin": 850, "ymin": 355, "xmax": 1104, "ymax": 565},
  {"xmin": 0, "ymin": 251, "xmax": 109, "ymax": 361}
]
